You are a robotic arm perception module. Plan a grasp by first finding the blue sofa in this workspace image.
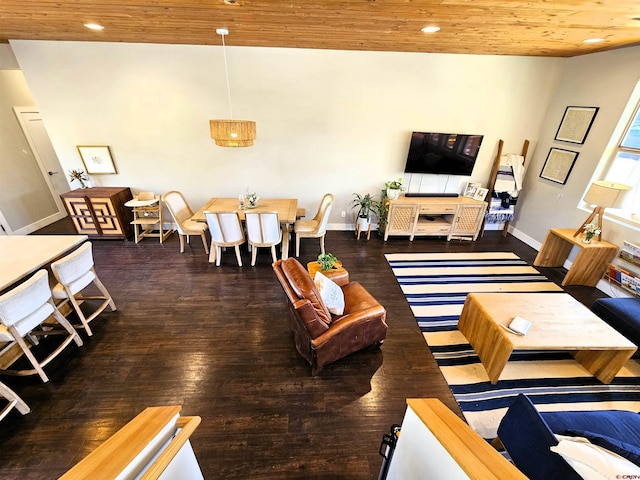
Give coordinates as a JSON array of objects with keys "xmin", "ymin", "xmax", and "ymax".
[
  {"xmin": 496, "ymin": 394, "xmax": 640, "ymax": 480},
  {"xmin": 592, "ymin": 297, "xmax": 640, "ymax": 348}
]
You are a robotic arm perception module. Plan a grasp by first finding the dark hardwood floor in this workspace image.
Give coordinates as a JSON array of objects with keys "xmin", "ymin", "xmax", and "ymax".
[{"xmin": 0, "ymin": 220, "xmax": 607, "ymax": 479}]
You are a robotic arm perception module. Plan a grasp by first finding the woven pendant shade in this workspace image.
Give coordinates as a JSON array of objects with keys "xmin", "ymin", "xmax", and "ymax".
[
  {"xmin": 210, "ymin": 28, "xmax": 256, "ymax": 147},
  {"xmin": 210, "ymin": 120, "xmax": 256, "ymax": 147}
]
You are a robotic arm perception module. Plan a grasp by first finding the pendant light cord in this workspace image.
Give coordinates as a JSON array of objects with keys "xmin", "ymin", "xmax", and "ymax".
[{"xmin": 220, "ymin": 32, "xmax": 234, "ymax": 119}]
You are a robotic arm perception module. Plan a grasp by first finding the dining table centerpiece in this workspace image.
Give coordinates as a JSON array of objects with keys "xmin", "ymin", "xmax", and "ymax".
[{"xmin": 246, "ymin": 192, "xmax": 259, "ymax": 208}]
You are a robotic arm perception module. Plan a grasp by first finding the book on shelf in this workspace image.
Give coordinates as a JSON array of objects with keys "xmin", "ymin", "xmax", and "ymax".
[
  {"xmin": 608, "ymin": 263, "xmax": 640, "ymax": 295},
  {"xmin": 620, "ymin": 241, "xmax": 640, "ymax": 267},
  {"xmin": 621, "ymin": 273, "xmax": 640, "ymax": 294}
]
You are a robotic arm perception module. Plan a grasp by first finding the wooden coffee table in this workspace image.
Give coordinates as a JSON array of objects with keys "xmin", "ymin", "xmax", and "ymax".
[{"xmin": 457, "ymin": 292, "xmax": 637, "ymax": 384}]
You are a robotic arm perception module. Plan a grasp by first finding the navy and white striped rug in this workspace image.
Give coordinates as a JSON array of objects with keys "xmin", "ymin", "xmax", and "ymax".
[{"xmin": 386, "ymin": 252, "xmax": 640, "ymax": 439}]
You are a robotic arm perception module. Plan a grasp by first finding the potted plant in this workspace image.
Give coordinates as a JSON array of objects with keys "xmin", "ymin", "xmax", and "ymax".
[
  {"xmin": 385, "ymin": 178, "xmax": 405, "ymax": 200},
  {"xmin": 351, "ymin": 193, "xmax": 381, "ymax": 232},
  {"xmin": 582, "ymin": 223, "xmax": 601, "ymax": 243},
  {"xmin": 68, "ymin": 169, "xmax": 89, "ymax": 188},
  {"xmin": 317, "ymin": 252, "xmax": 340, "ymax": 271}
]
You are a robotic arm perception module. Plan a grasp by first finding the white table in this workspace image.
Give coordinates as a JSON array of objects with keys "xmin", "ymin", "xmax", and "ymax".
[{"xmin": 0, "ymin": 235, "xmax": 88, "ymax": 291}]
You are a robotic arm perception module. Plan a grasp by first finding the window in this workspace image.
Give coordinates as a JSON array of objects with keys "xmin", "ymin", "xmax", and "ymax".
[{"xmin": 603, "ymin": 103, "xmax": 640, "ymax": 213}]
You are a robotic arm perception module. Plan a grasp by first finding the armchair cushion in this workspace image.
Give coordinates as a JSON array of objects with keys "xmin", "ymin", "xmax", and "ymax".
[
  {"xmin": 281, "ymin": 258, "xmax": 331, "ymax": 326},
  {"xmin": 313, "ymin": 272, "xmax": 344, "ymax": 316}
]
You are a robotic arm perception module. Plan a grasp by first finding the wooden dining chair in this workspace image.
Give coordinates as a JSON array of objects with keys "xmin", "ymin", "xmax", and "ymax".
[
  {"xmin": 161, "ymin": 190, "xmax": 209, "ymax": 254},
  {"xmin": 294, "ymin": 193, "xmax": 334, "ymax": 257},
  {"xmin": 0, "ymin": 270, "xmax": 83, "ymax": 383},
  {"xmin": 204, "ymin": 211, "xmax": 246, "ymax": 266},
  {"xmin": 245, "ymin": 211, "xmax": 282, "ymax": 266},
  {"xmin": 0, "ymin": 381, "xmax": 30, "ymax": 421},
  {"xmin": 51, "ymin": 242, "xmax": 116, "ymax": 337}
]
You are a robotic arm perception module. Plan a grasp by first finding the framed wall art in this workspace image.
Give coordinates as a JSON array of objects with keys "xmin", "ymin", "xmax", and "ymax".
[
  {"xmin": 539, "ymin": 148, "xmax": 579, "ymax": 185},
  {"xmin": 554, "ymin": 106, "xmax": 599, "ymax": 144},
  {"xmin": 77, "ymin": 145, "xmax": 117, "ymax": 174}
]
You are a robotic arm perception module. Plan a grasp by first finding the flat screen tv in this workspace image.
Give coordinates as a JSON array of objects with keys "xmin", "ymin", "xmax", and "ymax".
[{"xmin": 403, "ymin": 132, "xmax": 484, "ymax": 176}]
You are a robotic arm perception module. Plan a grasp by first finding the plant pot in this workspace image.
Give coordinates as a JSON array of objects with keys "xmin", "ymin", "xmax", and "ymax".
[
  {"xmin": 356, "ymin": 216, "xmax": 370, "ymax": 229},
  {"xmin": 386, "ymin": 188, "xmax": 401, "ymax": 200}
]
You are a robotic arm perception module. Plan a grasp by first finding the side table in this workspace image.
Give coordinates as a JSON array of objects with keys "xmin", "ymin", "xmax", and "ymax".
[
  {"xmin": 307, "ymin": 261, "xmax": 349, "ymax": 286},
  {"xmin": 533, "ymin": 228, "xmax": 618, "ymax": 287}
]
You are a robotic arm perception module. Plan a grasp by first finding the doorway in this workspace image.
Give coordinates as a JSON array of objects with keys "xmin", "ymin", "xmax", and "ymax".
[{"xmin": 10, "ymin": 107, "xmax": 68, "ymax": 234}]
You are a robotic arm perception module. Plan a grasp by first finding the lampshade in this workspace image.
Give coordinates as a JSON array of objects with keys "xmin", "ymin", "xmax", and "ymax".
[
  {"xmin": 574, "ymin": 180, "xmax": 633, "ymax": 241},
  {"xmin": 210, "ymin": 120, "xmax": 256, "ymax": 147},
  {"xmin": 209, "ymin": 28, "xmax": 256, "ymax": 148},
  {"xmin": 583, "ymin": 180, "xmax": 632, "ymax": 208}
]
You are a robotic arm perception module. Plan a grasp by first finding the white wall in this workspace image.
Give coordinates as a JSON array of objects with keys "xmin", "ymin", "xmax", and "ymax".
[
  {"xmin": 513, "ymin": 45, "xmax": 640, "ymax": 250},
  {"xmin": 9, "ymin": 40, "xmax": 563, "ymax": 227}
]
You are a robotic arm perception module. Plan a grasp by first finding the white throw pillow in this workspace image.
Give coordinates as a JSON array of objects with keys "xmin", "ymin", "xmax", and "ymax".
[
  {"xmin": 550, "ymin": 434, "xmax": 640, "ymax": 480},
  {"xmin": 314, "ymin": 272, "xmax": 345, "ymax": 316}
]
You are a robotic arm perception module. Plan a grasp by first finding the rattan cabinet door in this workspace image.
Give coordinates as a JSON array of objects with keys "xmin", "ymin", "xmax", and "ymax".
[
  {"xmin": 450, "ymin": 204, "xmax": 486, "ymax": 240},
  {"xmin": 384, "ymin": 204, "xmax": 418, "ymax": 240}
]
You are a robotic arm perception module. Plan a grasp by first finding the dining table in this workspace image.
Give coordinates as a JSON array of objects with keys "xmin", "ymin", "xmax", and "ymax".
[{"xmin": 191, "ymin": 198, "xmax": 298, "ymax": 260}]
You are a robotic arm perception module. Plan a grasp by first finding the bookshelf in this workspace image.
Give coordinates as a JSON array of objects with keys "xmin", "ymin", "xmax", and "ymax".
[{"xmin": 606, "ymin": 241, "xmax": 640, "ymax": 297}]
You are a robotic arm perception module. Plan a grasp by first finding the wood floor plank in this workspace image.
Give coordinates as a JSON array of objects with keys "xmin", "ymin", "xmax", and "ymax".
[{"xmin": 0, "ymin": 219, "xmax": 607, "ymax": 478}]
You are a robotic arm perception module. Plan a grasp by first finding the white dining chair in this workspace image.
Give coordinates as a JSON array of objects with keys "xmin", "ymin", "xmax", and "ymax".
[
  {"xmin": 245, "ymin": 211, "xmax": 282, "ymax": 266},
  {"xmin": 0, "ymin": 270, "xmax": 83, "ymax": 383},
  {"xmin": 161, "ymin": 190, "xmax": 210, "ymax": 254},
  {"xmin": 51, "ymin": 242, "xmax": 116, "ymax": 337},
  {"xmin": 294, "ymin": 193, "xmax": 334, "ymax": 257},
  {"xmin": 0, "ymin": 381, "xmax": 30, "ymax": 421},
  {"xmin": 204, "ymin": 211, "xmax": 246, "ymax": 266}
]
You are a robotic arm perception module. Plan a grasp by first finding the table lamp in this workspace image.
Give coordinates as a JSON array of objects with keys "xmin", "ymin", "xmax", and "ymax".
[{"xmin": 574, "ymin": 180, "xmax": 632, "ymax": 242}]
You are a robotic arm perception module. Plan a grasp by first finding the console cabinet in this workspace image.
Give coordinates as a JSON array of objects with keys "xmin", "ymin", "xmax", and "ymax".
[
  {"xmin": 384, "ymin": 195, "xmax": 487, "ymax": 242},
  {"xmin": 61, "ymin": 187, "xmax": 134, "ymax": 240}
]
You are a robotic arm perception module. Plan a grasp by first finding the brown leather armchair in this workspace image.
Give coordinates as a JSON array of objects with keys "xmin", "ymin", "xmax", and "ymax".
[{"xmin": 272, "ymin": 257, "xmax": 388, "ymax": 375}]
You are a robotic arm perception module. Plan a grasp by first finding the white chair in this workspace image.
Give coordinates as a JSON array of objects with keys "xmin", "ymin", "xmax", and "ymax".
[
  {"xmin": 51, "ymin": 242, "xmax": 116, "ymax": 337},
  {"xmin": 294, "ymin": 193, "xmax": 334, "ymax": 257},
  {"xmin": 204, "ymin": 211, "xmax": 245, "ymax": 266},
  {"xmin": 245, "ymin": 211, "xmax": 282, "ymax": 266},
  {"xmin": 0, "ymin": 381, "xmax": 30, "ymax": 421},
  {"xmin": 0, "ymin": 270, "xmax": 83, "ymax": 383},
  {"xmin": 161, "ymin": 190, "xmax": 209, "ymax": 254}
]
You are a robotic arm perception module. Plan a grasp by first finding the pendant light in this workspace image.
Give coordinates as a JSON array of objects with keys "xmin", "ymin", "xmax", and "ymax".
[{"xmin": 209, "ymin": 28, "xmax": 256, "ymax": 147}]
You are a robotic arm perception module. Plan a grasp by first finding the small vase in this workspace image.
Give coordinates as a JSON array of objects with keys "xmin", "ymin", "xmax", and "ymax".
[{"xmin": 582, "ymin": 234, "xmax": 594, "ymax": 243}]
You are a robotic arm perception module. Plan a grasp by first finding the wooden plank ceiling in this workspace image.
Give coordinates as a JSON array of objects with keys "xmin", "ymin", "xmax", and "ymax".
[{"xmin": 0, "ymin": 0, "xmax": 639, "ymax": 57}]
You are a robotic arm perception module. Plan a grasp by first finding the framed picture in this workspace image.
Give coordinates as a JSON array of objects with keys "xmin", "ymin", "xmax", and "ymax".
[
  {"xmin": 77, "ymin": 145, "xmax": 117, "ymax": 174},
  {"xmin": 539, "ymin": 148, "xmax": 579, "ymax": 185},
  {"xmin": 473, "ymin": 188, "xmax": 489, "ymax": 201},
  {"xmin": 554, "ymin": 106, "xmax": 599, "ymax": 144},
  {"xmin": 463, "ymin": 182, "xmax": 481, "ymax": 198}
]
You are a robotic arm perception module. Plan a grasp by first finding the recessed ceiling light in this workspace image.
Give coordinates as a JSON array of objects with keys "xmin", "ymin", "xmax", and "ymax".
[
  {"xmin": 84, "ymin": 23, "xmax": 105, "ymax": 31},
  {"xmin": 421, "ymin": 26, "xmax": 441, "ymax": 33},
  {"xmin": 584, "ymin": 38, "xmax": 604, "ymax": 43}
]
